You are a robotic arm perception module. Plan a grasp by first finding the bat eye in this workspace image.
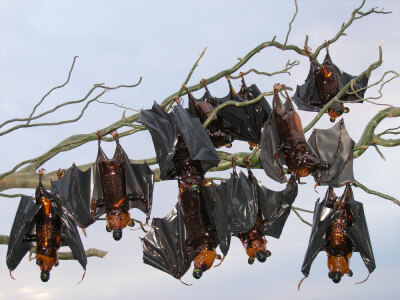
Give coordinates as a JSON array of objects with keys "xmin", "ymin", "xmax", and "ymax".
[
  {"xmin": 190, "ymin": 185, "xmax": 200, "ymax": 197},
  {"xmin": 40, "ymin": 271, "xmax": 50, "ymax": 282},
  {"xmin": 193, "ymin": 268, "xmax": 203, "ymax": 279},
  {"xmin": 329, "ymin": 271, "xmax": 342, "ymax": 283},
  {"xmin": 106, "ymin": 225, "xmax": 112, "ymax": 232},
  {"xmin": 336, "ymin": 107, "xmax": 344, "ymax": 115},
  {"xmin": 256, "ymin": 251, "xmax": 267, "ymax": 262},
  {"xmin": 113, "ymin": 229, "xmax": 123, "ymax": 241},
  {"xmin": 248, "ymin": 257, "xmax": 255, "ymax": 265}
]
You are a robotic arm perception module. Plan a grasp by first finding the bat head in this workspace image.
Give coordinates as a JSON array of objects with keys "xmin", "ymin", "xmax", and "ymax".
[
  {"xmin": 328, "ymin": 102, "xmax": 349, "ymax": 122},
  {"xmin": 36, "ymin": 254, "xmax": 57, "ymax": 282},
  {"xmin": 192, "ymin": 247, "xmax": 217, "ymax": 279},
  {"xmin": 289, "ymin": 148, "xmax": 320, "ymax": 178},
  {"xmin": 106, "ymin": 210, "xmax": 131, "ymax": 240},
  {"xmin": 327, "ymin": 253, "xmax": 352, "ymax": 284}
]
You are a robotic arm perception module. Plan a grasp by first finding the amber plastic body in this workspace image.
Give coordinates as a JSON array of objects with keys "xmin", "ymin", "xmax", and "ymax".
[
  {"xmin": 238, "ymin": 217, "xmax": 267, "ymax": 259},
  {"xmin": 325, "ymin": 193, "xmax": 353, "ymax": 279},
  {"xmin": 35, "ymin": 194, "xmax": 61, "ymax": 273},
  {"xmin": 273, "ymin": 89, "xmax": 320, "ymax": 179},
  {"xmin": 174, "ymin": 136, "xmax": 217, "ymax": 270},
  {"xmin": 97, "ymin": 143, "xmax": 131, "ymax": 231}
]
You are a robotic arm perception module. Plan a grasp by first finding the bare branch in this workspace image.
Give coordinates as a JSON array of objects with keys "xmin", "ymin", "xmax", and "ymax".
[
  {"xmin": 372, "ymin": 144, "xmax": 386, "ymax": 161},
  {"xmin": 311, "ymin": 1, "xmax": 390, "ymax": 59},
  {"xmin": 228, "ymin": 59, "xmax": 299, "ymax": 79},
  {"xmin": 0, "ymin": 235, "xmax": 108, "ymax": 260},
  {"xmin": 27, "ymin": 56, "xmax": 79, "ymax": 125},
  {"xmin": 354, "ymin": 106, "xmax": 400, "ymax": 158},
  {"xmin": 354, "ymin": 180, "xmax": 400, "ymax": 206},
  {"xmin": 291, "ymin": 207, "xmax": 312, "ymax": 227},
  {"xmin": 284, "ymin": 0, "xmax": 298, "ymax": 47},
  {"xmin": 0, "ymin": 77, "xmax": 142, "ymax": 136}
]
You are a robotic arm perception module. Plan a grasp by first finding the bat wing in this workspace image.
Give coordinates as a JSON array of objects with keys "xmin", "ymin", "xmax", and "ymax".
[
  {"xmin": 212, "ymin": 173, "xmax": 258, "ymax": 256},
  {"xmin": 7, "ymin": 196, "xmax": 41, "ymax": 271},
  {"xmin": 301, "ymin": 198, "xmax": 341, "ymax": 277},
  {"xmin": 346, "ymin": 199, "xmax": 376, "ymax": 273},
  {"xmin": 255, "ymin": 177, "xmax": 298, "ymax": 238},
  {"xmin": 51, "ymin": 165, "xmax": 93, "ymax": 227},
  {"xmin": 292, "ymin": 60, "xmax": 323, "ymax": 112},
  {"xmin": 260, "ymin": 114, "xmax": 287, "ymax": 183},
  {"xmin": 308, "ymin": 118, "xmax": 354, "ymax": 187},
  {"xmin": 211, "ymin": 85, "xmax": 271, "ymax": 144},
  {"xmin": 51, "ymin": 202, "xmax": 87, "ymax": 270},
  {"xmin": 139, "ymin": 102, "xmax": 178, "ymax": 180},
  {"xmin": 142, "ymin": 203, "xmax": 191, "ymax": 279},
  {"xmin": 173, "ymin": 104, "xmax": 220, "ymax": 172}
]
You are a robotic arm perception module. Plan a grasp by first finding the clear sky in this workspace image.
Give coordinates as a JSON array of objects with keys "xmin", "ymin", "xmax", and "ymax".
[{"xmin": 0, "ymin": 1, "xmax": 399, "ymax": 299}]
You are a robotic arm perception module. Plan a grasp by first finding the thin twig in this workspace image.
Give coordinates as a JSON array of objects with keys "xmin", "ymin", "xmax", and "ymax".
[
  {"xmin": 354, "ymin": 180, "xmax": 400, "ymax": 206},
  {"xmin": 284, "ymin": 0, "xmax": 298, "ymax": 47},
  {"xmin": 372, "ymin": 144, "xmax": 386, "ymax": 161},
  {"xmin": 228, "ymin": 60, "xmax": 299, "ymax": 79},
  {"xmin": 27, "ymin": 56, "xmax": 79, "ymax": 125},
  {"xmin": 291, "ymin": 207, "xmax": 312, "ymax": 227}
]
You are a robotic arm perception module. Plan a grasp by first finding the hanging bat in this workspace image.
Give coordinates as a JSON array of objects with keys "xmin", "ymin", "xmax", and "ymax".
[
  {"xmin": 7, "ymin": 170, "xmax": 86, "ymax": 282},
  {"xmin": 142, "ymin": 183, "xmax": 220, "ymax": 282},
  {"xmin": 187, "ymin": 76, "xmax": 272, "ymax": 148},
  {"xmin": 211, "ymin": 159, "xmax": 298, "ymax": 264},
  {"xmin": 52, "ymin": 131, "xmax": 154, "ymax": 241},
  {"xmin": 300, "ymin": 185, "xmax": 375, "ymax": 287},
  {"xmin": 293, "ymin": 46, "xmax": 369, "ymax": 122},
  {"xmin": 139, "ymin": 102, "xmax": 220, "ymax": 181},
  {"xmin": 260, "ymin": 83, "xmax": 354, "ymax": 187}
]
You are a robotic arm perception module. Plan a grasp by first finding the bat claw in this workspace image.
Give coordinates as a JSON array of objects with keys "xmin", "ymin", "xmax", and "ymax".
[
  {"xmin": 9, "ymin": 270, "xmax": 16, "ymax": 280},
  {"xmin": 77, "ymin": 271, "xmax": 86, "ymax": 284},
  {"xmin": 297, "ymin": 276, "xmax": 307, "ymax": 290}
]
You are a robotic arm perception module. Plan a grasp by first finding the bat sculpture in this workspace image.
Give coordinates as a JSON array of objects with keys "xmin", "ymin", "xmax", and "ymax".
[
  {"xmin": 293, "ymin": 45, "xmax": 368, "ymax": 122},
  {"xmin": 187, "ymin": 76, "xmax": 272, "ymax": 148},
  {"xmin": 52, "ymin": 131, "xmax": 154, "ymax": 240},
  {"xmin": 7, "ymin": 170, "xmax": 87, "ymax": 282},
  {"xmin": 142, "ymin": 184, "xmax": 220, "ymax": 282},
  {"xmin": 260, "ymin": 83, "xmax": 354, "ymax": 187},
  {"xmin": 300, "ymin": 185, "xmax": 375, "ymax": 288}
]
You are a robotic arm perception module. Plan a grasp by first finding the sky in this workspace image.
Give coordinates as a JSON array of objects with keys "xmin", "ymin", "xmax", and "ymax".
[{"xmin": 0, "ymin": 0, "xmax": 399, "ymax": 299}]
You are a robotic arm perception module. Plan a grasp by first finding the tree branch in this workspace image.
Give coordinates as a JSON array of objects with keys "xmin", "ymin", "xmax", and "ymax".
[
  {"xmin": 228, "ymin": 59, "xmax": 299, "ymax": 79},
  {"xmin": 0, "ymin": 235, "xmax": 107, "ymax": 259},
  {"xmin": 354, "ymin": 180, "xmax": 400, "ymax": 206},
  {"xmin": 284, "ymin": 0, "xmax": 298, "ymax": 47}
]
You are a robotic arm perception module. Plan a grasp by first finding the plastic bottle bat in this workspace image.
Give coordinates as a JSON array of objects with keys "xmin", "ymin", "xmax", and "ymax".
[
  {"xmin": 293, "ymin": 45, "xmax": 368, "ymax": 122},
  {"xmin": 7, "ymin": 170, "xmax": 87, "ymax": 282},
  {"xmin": 174, "ymin": 135, "xmax": 218, "ymax": 279},
  {"xmin": 269, "ymin": 83, "xmax": 329, "ymax": 180}
]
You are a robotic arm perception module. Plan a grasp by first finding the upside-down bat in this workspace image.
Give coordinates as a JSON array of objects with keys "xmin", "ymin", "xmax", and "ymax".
[
  {"xmin": 142, "ymin": 183, "xmax": 220, "ymax": 282},
  {"xmin": 293, "ymin": 47, "xmax": 369, "ymax": 122},
  {"xmin": 260, "ymin": 83, "xmax": 354, "ymax": 187},
  {"xmin": 187, "ymin": 76, "xmax": 272, "ymax": 147},
  {"xmin": 211, "ymin": 163, "xmax": 298, "ymax": 264},
  {"xmin": 300, "ymin": 185, "xmax": 375, "ymax": 287},
  {"xmin": 51, "ymin": 131, "xmax": 154, "ymax": 240},
  {"xmin": 7, "ymin": 170, "xmax": 87, "ymax": 282}
]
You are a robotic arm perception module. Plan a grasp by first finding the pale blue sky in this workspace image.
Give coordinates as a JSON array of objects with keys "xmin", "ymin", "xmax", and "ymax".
[{"xmin": 0, "ymin": 1, "xmax": 399, "ymax": 299}]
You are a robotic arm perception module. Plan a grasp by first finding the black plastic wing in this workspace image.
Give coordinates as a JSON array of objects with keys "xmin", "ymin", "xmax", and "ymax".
[
  {"xmin": 142, "ymin": 203, "xmax": 191, "ymax": 279},
  {"xmin": 173, "ymin": 104, "xmax": 220, "ymax": 172},
  {"xmin": 346, "ymin": 196, "xmax": 376, "ymax": 273},
  {"xmin": 254, "ymin": 176, "xmax": 298, "ymax": 238},
  {"xmin": 7, "ymin": 196, "xmax": 41, "ymax": 271},
  {"xmin": 210, "ymin": 84, "xmax": 271, "ymax": 144},
  {"xmin": 212, "ymin": 173, "xmax": 258, "ymax": 256},
  {"xmin": 259, "ymin": 106, "xmax": 287, "ymax": 184},
  {"xmin": 301, "ymin": 197, "xmax": 341, "ymax": 277},
  {"xmin": 51, "ymin": 165, "xmax": 93, "ymax": 228},
  {"xmin": 308, "ymin": 118, "xmax": 354, "ymax": 187},
  {"xmin": 139, "ymin": 102, "xmax": 178, "ymax": 180},
  {"xmin": 292, "ymin": 62, "xmax": 321, "ymax": 112},
  {"xmin": 51, "ymin": 202, "xmax": 87, "ymax": 270}
]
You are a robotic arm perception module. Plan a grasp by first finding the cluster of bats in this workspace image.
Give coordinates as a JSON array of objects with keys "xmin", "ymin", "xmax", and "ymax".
[{"xmin": 6, "ymin": 47, "xmax": 375, "ymax": 287}]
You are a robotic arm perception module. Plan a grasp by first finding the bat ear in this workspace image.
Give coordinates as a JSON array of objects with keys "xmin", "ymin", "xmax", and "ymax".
[
  {"xmin": 344, "ymin": 107, "xmax": 350, "ymax": 113},
  {"xmin": 330, "ymin": 117, "xmax": 336, "ymax": 123},
  {"xmin": 347, "ymin": 269, "xmax": 353, "ymax": 277}
]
